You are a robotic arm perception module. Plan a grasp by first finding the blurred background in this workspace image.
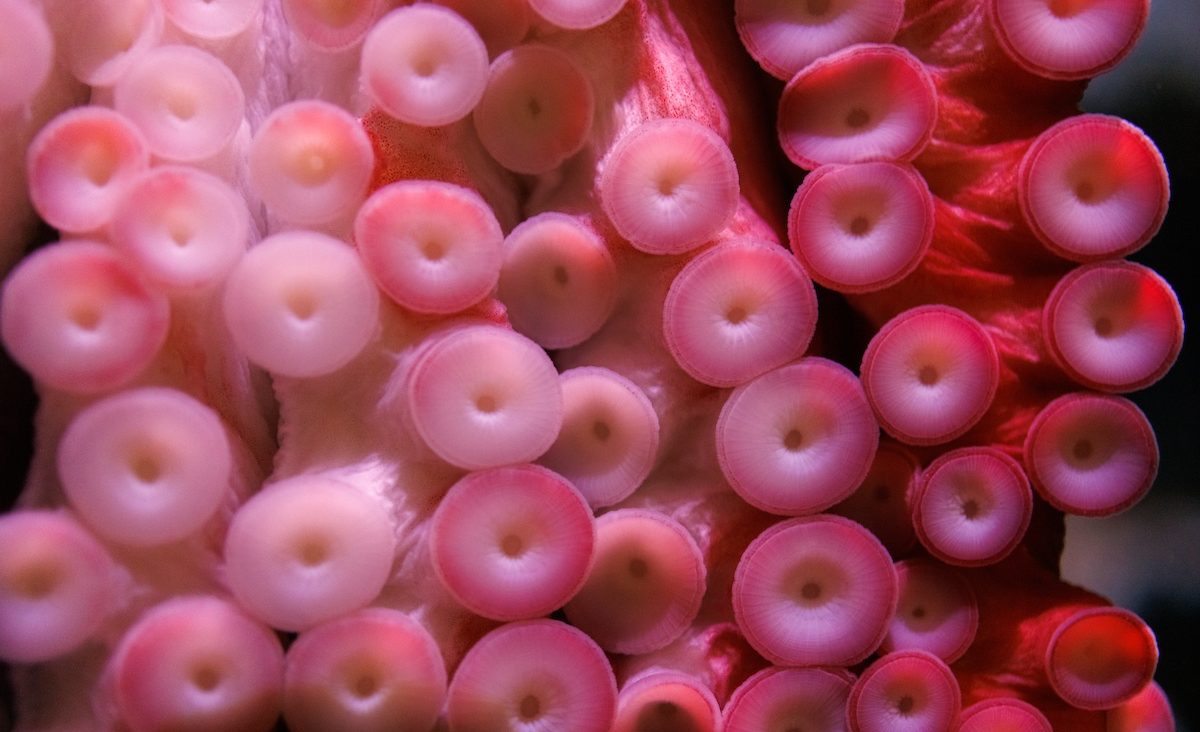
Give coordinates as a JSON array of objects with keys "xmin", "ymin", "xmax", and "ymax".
[{"xmin": 1066, "ymin": 0, "xmax": 1200, "ymax": 728}]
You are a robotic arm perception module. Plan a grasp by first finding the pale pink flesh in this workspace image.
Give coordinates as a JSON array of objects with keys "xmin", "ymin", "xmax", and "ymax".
[
  {"xmin": 538, "ymin": 366, "xmax": 659, "ymax": 508},
  {"xmin": 612, "ymin": 670, "xmax": 720, "ymax": 732},
  {"xmin": 955, "ymin": 698, "xmax": 1053, "ymax": 732},
  {"xmin": 717, "ymin": 357, "xmax": 878, "ymax": 515},
  {"xmin": 733, "ymin": 515, "xmax": 897, "ymax": 666},
  {"xmin": 788, "ymin": 161, "xmax": 934, "ymax": 293},
  {"xmin": 497, "ymin": 213, "xmax": 618, "ymax": 349},
  {"xmin": 429, "ymin": 464, "xmax": 595, "ymax": 621},
  {"xmin": 663, "ymin": 238, "xmax": 817, "ymax": 387},
  {"xmin": 360, "ymin": 5, "xmax": 489, "ymax": 127},
  {"xmin": 0, "ymin": 241, "xmax": 169, "ymax": 394},
  {"xmin": 991, "ymin": 0, "xmax": 1148, "ymax": 79},
  {"xmin": 57, "ymin": 387, "xmax": 235, "ymax": 547},
  {"xmin": 0, "ymin": 511, "xmax": 120, "ymax": 664},
  {"xmin": 1024, "ymin": 392, "xmax": 1158, "ymax": 516},
  {"xmin": 113, "ymin": 44, "xmax": 245, "ymax": 162},
  {"xmin": 0, "ymin": 0, "xmax": 1180, "ymax": 724},
  {"xmin": 777, "ymin": 43, "xmax": 937, "ymax": 169},
  {"xmin": 407, "ymin": 324, "xmax": 564, "ymax": 470},
  {"xmin": 564, "ymin": 508, "xmax": 706, "ymax": 655},
  {"xmin": 0, "ymin": 0, "xmax": 54, "ymax": 111},
  {"xmin": 64, "ymin": 0, "xmax": 164, "ymax": 86},
  {"xmin": 281, "ymin": 0, "xmax": 380, "ymax": 50},
  {"xmin": 860, "ymin": 305, "xmax": 1000, "ymax": 446},
  {"xmin": 283, "ymin": 608, "xmax": 447, "ymax": 732},
  {"xmin": 528, "ymin": 0, "xmax": 627, "ymax": 30},
  {"xmin": 735, "ymin": 0, "xmax": 905, "ymax": 80},
  {"xmin": 883, "ymin": 558, "xmax": 979, "ymax": 662},
  {"xmin": 222, "ymin": 474, "xmax": 397, "ymax": 632},
  {"xmin": 912, "ymin": 447, "xmax": 1033, "ymax": 567},
  {"xmin": 26, "ymin": 106, "xmax": 150, "ymax": 233},
  {"xmin": 354, "ymin": 180, "xmax": 503, "ymax": 314},
  {"xmin": 222, "ymin": 230, "xmax": 380, "ymax": 378},
  {"xmin": 1043, "ymin": 261, "xmax": 1183, "ymax": 392},
  {"xmin": 109, "ymin": 165, "xmax": 250, "ymax": 290},
  {"xmin": 1019, "ymin": 114, "xmax": 1168, "ymax": 261},
  {"xmin": 161, "ymin": 0, "xmax": 264, "ymax": 40},
  {"xmin": 446, "ymin": 619, "xmax": 618, "ymax": 732},
  {"xmin": 847, "ymin": 650, "xmax": 961, "ymax": 732},
  {"xmin": 472, "ymin": 43, "xmax": 594, "ymax": 174},
  {"xmin": 600, "ymin": 118, "xmax": 740, "ymax": 254},
  {"xmin": 722, "ymin": 666, "xmax": 854, "ymax": 732},
  {"xmin": 247, "ymin": 100, "xmax": 375, "ymax": 226},
  {"xmin": 109, "ymin": 595, "xmax": 285, "ymax": 732}
]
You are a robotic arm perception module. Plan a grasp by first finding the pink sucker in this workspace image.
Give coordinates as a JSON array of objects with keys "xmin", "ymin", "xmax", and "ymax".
[
  {"xmin": 830, "ymin": 440, "xmax": 919, "ymax": 555},
  {"xmin": 429, "ymin": 464, "xmax": 595, "ymax": 621},
  {"xmin": 160, "ymin": 0, "xmax": 264, "ymax": 40},
  {"xmin": 955, "ymin": 698, "xmax": 1053, "ymax": 732},
  {"xmin": 471, "ymin": 43, "xmax": 594, "ymax": 174},
  {"xmin": 1042, "ymin": 261, "xmax": 1183, "ymax": 393},
  {"xmin": 0, "ymin": 0, "xmax": 54, "ymax": 111},
  {"xmin": 564, "ymin": 508, "xmax": 706, "ymax": 655},
  {"xmin": 788, "ymin": 162, "xmax": 934, "ymax": 293},
  {"xmin": 0, "ymin": 240, "xmax": 169, "ymax": 393},
  {"xmin": 407, "ymin": 325, "xmax": 563, "ymax": 471},
  {"xmin": 860, "ymin": 305, "xmax": 1000, "ymax": 446},
  {"xmin": 113, "ymin": 44, "xmax": 244, "ymax": 163},
  {"xmin": 912, "ymin": 447, "xmax": 1033, "ymax": 567},
  {"xmin": 733, "ymin": 514, "xmax": 897, "ymax": 667},
  {"xmin": 354, "ymin": 180, "xmax": 503, "ymax": 314},
  {"xmin": 777, "ymin": 43, "xmax": 937, "ymax": 170},
  {"xmin": 0, "ymin": 510, "xmax": 119, "ymax": 663},
  {"xmin": 497, "ymin": 212, "xmax": 618, "ymax": 349},
  {"xmin": 1045, "ymin": 607, "xmax": 1158, "ymax": 711},
  {"xmin": 63, "ymin": 0, "xmax": 163, "ymax": 86},
  {"xmin": 722, "ymin": 666, "xmax": 854, "ymax": 732},
  {"xmin": 716, "ymin": 357, "xmax": 878, "ymax": 516},
  {"xmin": 446, "ymin": 619, "xmax": 617, "ymax": 732},
  {"xmin": 222, "ymin": 474, "xmax": 397, "ymax": 632},
  {"xmin": 247, "ymin": 99, "xmax": 374, "ymax": 225},
  {"xmin": 1105, "ymin": 681, "xmax": 1175, "ymax": 732},
  {"xmin": 663, "ymin": 238, "xmax": 817, "ymax": 387},
  {"xmin": 990, "ymin": 0, "xmax": 1148, "ymax": 79},
  {"xmin": 110, "ymin": 595, "xmax": 284, "ymax": 732},
  {"xmin": 281, "ymin": 0, "xmax": 381, "ymax": 51},
  {"xmin": 361, "ymin": 5, "xmax": 489, "ymax": 128},
  {"xmin": 527, "ymin": 0, "xmax": 626, "ymax": 29},
  {"xmin": 1019, "ymin": 115, "xmax": 1168, "ymax": 262},
  {"xmin": 847, "ymin": 650, "xmax": 961, "ymax": 732},
  {"xmin": 283, "ymin": 608, "xmax": 447, "ymax": 732},
  {"xmin": 734, "ymin": 0, "xmax": 904, "ymax": 80},
  {"xmin": 222, "ymin": 230, "xmax": 380, "ymax": 378},
  {"xmin": 26, "ymin": 106, "xmax": 150, "ymax": 233},
  {"xmin": 109, "ymin": 165, "xmax": 249, "ymax": 290},
  {"xmin": 1024, "ymin": 392, "xmax": 1157, "ymax": 516},
  {"xmin": 431, "ymin": 0, "xmax": 531, "ymax": 58},
  {"xmin": 599, "ymin": 118, "xmax": 739, "ymax": 255},
  {"xmin": 538, "ymin": 366, "xmax": 659, "ymax": 509},
  {"xmin": 57, "ymin": 387, "xmax": 233, "ymax": 547},
  {"xmin": 611, "ymin": 670, "xmax": 720, "ymax": 732},
  {"xmin": 882, "ymin": 558, "xmax": 979, "ymax": 663}
]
